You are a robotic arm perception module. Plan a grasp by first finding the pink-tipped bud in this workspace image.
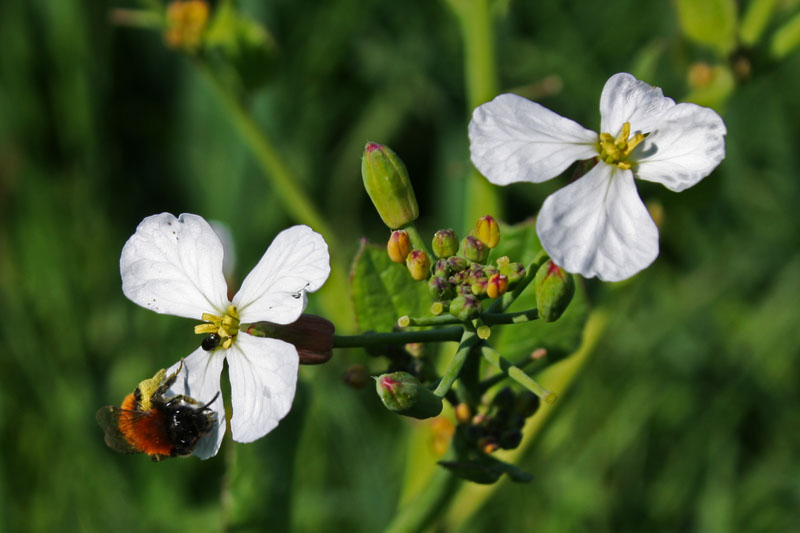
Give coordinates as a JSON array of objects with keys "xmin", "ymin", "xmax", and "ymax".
[
  {"xmin": 387, "ymin": 230, "xmax": 411, "ymax": 263},
  {"xmin": 486, "ymin": 273, "xmax": 509, "ymax": 299},
  {"xmin": 474, "ymin": 215, "xmax": 500, "ymax": 248},
  {"xmin": 406, "ymin": 249, "xmax": 431, "ymax": 281}
]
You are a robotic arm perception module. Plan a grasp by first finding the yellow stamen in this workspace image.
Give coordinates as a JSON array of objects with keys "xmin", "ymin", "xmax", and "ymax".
[
  {"xmin": 596, "ymin": 121, "xmax": 646, "ymax": 170},
  {"xmin": 195, "ymin": 305, "xmax": 240, "ymax": 350}
]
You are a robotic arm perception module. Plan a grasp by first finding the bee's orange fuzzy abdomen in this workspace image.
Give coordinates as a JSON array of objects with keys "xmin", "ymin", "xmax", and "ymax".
[{"xmin": 120, "ymin": 393, "xmax": 174, "ymax": 457}]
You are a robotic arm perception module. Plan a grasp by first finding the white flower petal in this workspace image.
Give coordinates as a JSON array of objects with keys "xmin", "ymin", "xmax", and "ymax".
[
  {"xmin": 634, "ymin": 103, "xmax": 726, "ymax": 192},
  {"xmin": 537, "ymin": 163, "xmax": 659, "ymax": 282},
  {"xmin": 469, "ymin": 93, "xmax": 598, "ymax": 185},
  {"xmin": 166, "ymin": 347, "xmax": 227, "ymax": 460},
  {"xmin": 599, "ymin": 73, "xmax": 675, "ymax": 137},
  {"xmin": 227, "ymin": 334, "xmax": 298, "ymax": 443},
  {"xmin": 233, "ymin": 225, "xmax": 330, "ymax": 324},
  {"xmin": 120, "ymin": 213, "xmax": 230, "ymax": 319}
]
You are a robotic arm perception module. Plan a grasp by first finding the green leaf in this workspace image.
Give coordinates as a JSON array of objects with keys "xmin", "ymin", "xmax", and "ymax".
[
  {"xmin": 350, "ymin": 240, "xmax": 431, "ymax": 332},
  {"xmin": 675, "ymin": 0, "xmax": 738, "ymax": 56},
  {"xmin": 488, "ymin": 220, "xmax": 590, "ymax": 362},
  {"xmin": 740, "ymin": 0, "xmax": 779, "ymax": 46}
]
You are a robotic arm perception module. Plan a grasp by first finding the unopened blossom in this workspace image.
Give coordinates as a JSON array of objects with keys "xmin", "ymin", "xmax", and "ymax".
[
  {"xmin": 121, "ymin": 213, "xmax": 330, "ymax": 458},
  {"xmin": 469, "ymin": 73, "xmax": 726, "ymax": 281}
]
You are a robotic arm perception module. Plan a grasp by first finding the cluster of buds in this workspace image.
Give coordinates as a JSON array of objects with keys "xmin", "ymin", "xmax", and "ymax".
[
  {"xmin": 460, "ymin": 388, "xmax": 540, "ymax": 454},
  {"xmin": 426, "ymin": 217, "xmax": 525, "ymax": 321}
]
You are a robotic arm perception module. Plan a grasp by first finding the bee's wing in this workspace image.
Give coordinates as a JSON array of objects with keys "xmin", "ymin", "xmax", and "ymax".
[{"xmin": 96, "ymin": 406, "xmax": 142, "ymax": 454}]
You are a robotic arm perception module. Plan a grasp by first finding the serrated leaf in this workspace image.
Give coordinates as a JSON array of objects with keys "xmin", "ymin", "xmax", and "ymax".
[
  {"xmin": 488, "ymin": 219, "xmax": 590, "ymax": 362},
  {"xmin": 675, "ymin": 0, "xmax": 738, "ymax": 56},
  {"xmin": 350, "ymin": 240, "xmax": 431, "ymax": 332}
]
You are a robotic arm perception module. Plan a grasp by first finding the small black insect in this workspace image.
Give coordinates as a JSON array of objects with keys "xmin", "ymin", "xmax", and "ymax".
[{"xmin": 201, "ymin": 333, "xmax": 221, "ymax": 351}]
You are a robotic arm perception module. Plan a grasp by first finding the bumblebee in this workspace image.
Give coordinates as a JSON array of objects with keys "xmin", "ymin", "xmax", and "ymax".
[{"xmin": 96, "ymin": 362, "xmax": 218, "ymax": 461}]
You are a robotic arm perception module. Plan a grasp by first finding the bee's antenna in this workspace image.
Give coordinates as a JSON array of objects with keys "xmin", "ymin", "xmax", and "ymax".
[{"xmin": 201, "ymin": 391, "xmax": 221, "ymax": 410}]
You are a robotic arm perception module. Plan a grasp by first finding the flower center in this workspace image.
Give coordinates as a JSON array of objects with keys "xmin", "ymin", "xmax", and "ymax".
[
  {"xmin": 194, "ymin": 305, "xmax": 240, "ymax": 349},
  {"xmin": 597, "ymin": 122, "xmax": 645, "ymax": 170}
]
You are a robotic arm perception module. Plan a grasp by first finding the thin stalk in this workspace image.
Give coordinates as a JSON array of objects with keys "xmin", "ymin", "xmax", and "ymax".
[
  {"xmin": 481, "ymin": 308, "xmax": 538, "ymax": 325},
  {"xmin": 401, "ymin": 222, "xmax": 432, "ymax": 258},
  {"xmin": 332, "ymin": 327, "xmax": 463, "ymax": 348},
  {"xmin": 193, "ymin": 61, "xmax": 338, "ymax": 249},
  {"xmin": 481, "ymin": 345, "xmax": 556, "ymax": 404},
  {"xmin": 399, "ymin": 313, "xmax": 462, "ymax": 327},
  {"xmin": 434, "ymin": 329, "xmax": 481, "ymax": 397}
]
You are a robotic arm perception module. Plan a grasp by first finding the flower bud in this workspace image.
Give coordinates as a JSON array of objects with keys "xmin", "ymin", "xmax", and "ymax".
[
  {"xmin": 474, "ymin": 215, "xmax": 500, "ymax": 248},
  {"xmin": 447, "ymin": 256, "xmax": 469, "ymax": 273},
  {"xmin": 460, "ymin": 235, "xmax": 489, "ymax": 263},
  {"xmin": 433, "ymin": 258, "xmax": 450, "ymax": 277},
  {"xmin": 448, "ymin": 294, "xmax": 480, "ymax": 321},
  {"xmin": 533, "ymin": 260, "xmax": 575, "ymax": 322},
  {"xmin": 406, "ymin": 250, "xmax": 431, "ymax": 281},
  {"xmin": 361, "ymin": 142, "xmax": 419, "ymax": 229},
  {"xmin": 455, "ymin": 403, "xmax": 472, "ymax": 423},
  {"xmin": 387, "ymin": 230, "xmax": 411, "ymax": 263},
  {"xmin": 499, "ymin": 261, "xmax": 526, "ymax": 284},
  {"xmin": 165, "ymin": 1, "xmax": 210, "ymax": 51},
  {"xmin": 428, "ymin": 276, "xmax": 455, "ymax": 301},
  {"xmin": 486, "ymin": 273, "xmax": 508, "ymax": 299},
  {"xmin": 432, "ymin": 229, "xmax": 459, "ymax": 258},
  {"xmin": 375, "ymin": 372, "xmax": 443, "ymax": 419},
  {"xmin": 245, "ymin": 314, "xmax": 335, "ymax": 364},
  {"xmin": 342, "ymin": 364, "xmax": 370, "ymax": 388},
  {"xmin": 498, "ymin": 429, "xmax": 523, "ymax": 450}
]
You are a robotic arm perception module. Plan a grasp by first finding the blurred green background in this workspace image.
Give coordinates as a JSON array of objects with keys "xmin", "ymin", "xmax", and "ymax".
[{"xmin": 2, "ymin": 0, "xmax": 800, "ymax": 531}]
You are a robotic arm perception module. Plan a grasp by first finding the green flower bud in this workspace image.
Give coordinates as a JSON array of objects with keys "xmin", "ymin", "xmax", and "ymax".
[
  {"xmin": 428, "ymin": 276, "xmax": 455, "ymax": 301},
  {"xmin": 474, "ymin": 215, "xmax": 500, "ymax": 248},
  {"xmin": 433, "ymin": 258, "xmax": 450, "ymax": 277},
  {"xmin": 499, "ymin": 261, "xmax": 526, "ymax": 284},
  {"xmin": 387, "ymin": 230, "xmax": 411, "ymax": 263},
  {"xmin": 432, "ymin": 229, "xmax": 459, "ymax": 258},
  {"xmin": 406, "ymin": 249, "xmax": 431, "ymax": 281},
  {"xmin": 449, "ymin": 294, "xmax": 480, "ymax": 321},
  {"xmin": 447, "ymin": 256, "xmax": 469, "ymax": 272},
  {"xmin": 533, "ymin": 260, "xmax": 575, "ymax": 322},
  {"xmin": 375, "ymin": 372, "xmax": 443, "ymax": 419},
  {"xmin": 460, "ymin": 235, "xmax": 489, "ymax": 263},
  {"xmin": 361, "ymin": 142, "xmax": 419, "ymax": 229},
  {"xmin": 498, "ymin": 428, "xmax": 523, "ymax": 450}
]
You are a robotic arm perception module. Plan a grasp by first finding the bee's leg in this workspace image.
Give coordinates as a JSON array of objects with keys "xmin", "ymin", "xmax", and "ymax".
[
  {"xmin": 155, "ymin": 359, "xmax": 186, "ymax": 396},
  {"xmin": 165, "ymin": 394, "xmax": 203, "ymax": 407}
]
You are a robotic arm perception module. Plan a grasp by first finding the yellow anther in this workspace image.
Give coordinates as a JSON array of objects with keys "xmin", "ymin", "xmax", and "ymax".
[
  {"xmin": 597, "ymin": 122, "xmax": 645, "ymax": 170},
  {"xmin": 194, "ymin": 323, "xmax": 218, "ymax": 334},
  {"xmin": 195, "ymin": 306, "xmax": 240, "ymax": 349}
]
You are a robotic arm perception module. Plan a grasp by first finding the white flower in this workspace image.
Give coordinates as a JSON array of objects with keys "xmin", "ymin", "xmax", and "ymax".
[
  {"xmin": 469, "ymin": 72, "xmax": 726, "ymax": 281},
  {"xmin": 120, "ymin": 213, "xmax": 330, "ymax": 458}
]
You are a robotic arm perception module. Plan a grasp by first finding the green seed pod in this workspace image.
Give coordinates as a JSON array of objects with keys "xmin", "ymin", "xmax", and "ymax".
[
  {"xmin": 460, "ymin": 235, "xmax": 489, "ymax": 263},
  {"xmin": 533, "ymin": 260, "xmax": 575, "ymax": 322},
  {"xmin": 361, "ymin": 142, "xmax": 419, "ymax": 229},
  {"xmin": 375, "ymin": 372, "xmax": 443, "ymax": 419},
  {"xmin": 432, "ymin": 229, "xmax": 459, "ymax": 258}
]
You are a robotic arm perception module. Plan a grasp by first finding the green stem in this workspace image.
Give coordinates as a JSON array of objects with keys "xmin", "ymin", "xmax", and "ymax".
[
  {"xmin": 446, "ymin": 0, "xmax": 502, "ymax": 226},
  {"xmin": 482, "ymin": 308, "xmax": 539, "ymax": 325},
  {"xmin": 193, "ymin": 60, "xmax": 339, "ymax": 250},
  {"xmin": 434, "ymin": 329, "xmax": 480, "ymax": 397},
  {"xmin": 480, "ymin": 353, "xmax": 546, "ymax": 392},
  {"xmin": 333, "ymin": 327, "xmax": 463, "ymax": 348},
  {"xmin": 401, "ymin": 222, "xmax": 432, "ymax": 258},
  {"xmin": 399, "ymin": 313, "xmax": 462, "ymax": 327},
  {"xmin": 481, "ymin": 345, "xmax": 556, "ymax": 404}
]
